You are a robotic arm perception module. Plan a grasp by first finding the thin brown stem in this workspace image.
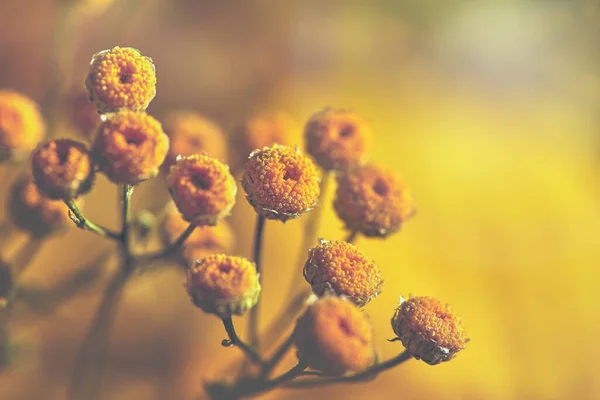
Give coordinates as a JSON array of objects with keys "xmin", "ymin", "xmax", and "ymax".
[
  {"xmin": 136, "ymin": 223, "xmax": 197, "ymax": 263},
  {"xmin": 249, "ymin": 215, "xmax": 266, "ymax": 350},
  {"xmin": 64, "ymin": 200, "xmax": 120, "ymax": 240},
  {"xmin": 345, "ymin": 230, "xmax": 359, "ymax": 244},
  {"xmin": 221, "ymin": 316, "xmax": 265, "ymax": 367},
  {"xmin": 260, "ymin": 331, "xmax": 295, "ymax": 378},
  {"xmin": 234, "ymin": 362, "xmax": 307, "ymax": 398}
]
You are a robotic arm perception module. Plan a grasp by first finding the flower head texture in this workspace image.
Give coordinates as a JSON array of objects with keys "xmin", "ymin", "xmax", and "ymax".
[
  {"xmin": 8, "ymin": 178, "xmax": 75, "ymax": 237},
  {"xmin": 0, "ymin": 90, "xmax": 45, "ymax": 162},
  {"xmin": 391, "ymin": 296, "xmax": 468, "ymax": 365},
  {"xmin": 92, "ymin": 111, "xmax": 169, "ymax": 184},
  {"xmin": 304, "ymin": 108, "xmax": 372, "ymax": 171},
  {"xmin": 162, "ymin": 111, "xmax": 227, "ymax": 170},
  {"xmin": 161, "ymin": 207, "xmax": 234, "ymax": 266},
  {"xmin": 238, "ymin": 111, "xmax": 301, "ymax": 161},
  {"xmin": 242, "ymin": 144, "xmax": 320, "ymax": 221},
  {"xmin": 185, "ymin": 254, "xmax": 260, "ymax": 318},
  {"xmin": 294, "ymin": 296, "xmax": 376, "ymax": 375},
  {"xmin": 334, "ymin": 163, "xmax": 414, "ymax": 237},
  {"xmin": 304, "ymin": 239, "xmax": 382, "ymax": 307},
  {"xmin": 167, "ymin": 154, "xmax": 237, "ymax": 226},
  {"xmin": 85, "ymin": 46, "xmax": 156, "ymax": 114},
  {"xmin": 31, "ymin": 139, "xmax": 94, "ymax": 200}
]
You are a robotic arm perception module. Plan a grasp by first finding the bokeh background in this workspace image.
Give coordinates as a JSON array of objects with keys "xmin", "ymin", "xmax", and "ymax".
[{"xmin": 1, "ymin": 0, "xmax": 599, "ymax": 399}]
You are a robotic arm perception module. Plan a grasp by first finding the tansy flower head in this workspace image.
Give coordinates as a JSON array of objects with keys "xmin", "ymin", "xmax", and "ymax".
[
  {"xmin": 167, "ymin": 155, "xmax": 237, "ymax": 226},
  {"xmin": 92, "ymin": 111, "xmax": 169, "ymax": 184},
  {"xmin": 0, "ymin": 90, "xmax": 45, "ymax": 162},
  {"xmin": 162, "ymin": 111, "xmax": 227, "ymax": 171},
  {"xmin": 31, "ymin": 139, "xmax": 94, "ymax": 200},
  {"xmin": 391, "ymin": 296, "xmax": 468, "ymax": 365},
  {"xmin": 161, "ymin": 206, "xmax": 234, "ymax": 266},
  {"xmin": 304, "ymin": 239, "xmax": 382, "ymax": 307},
  {"xmin": 66, "ymin": 90, "xmax": 100, "ymax": 137},
  {"xmin": 85, "ymin": 46, "xmax": 156, "ymax": 114},
  {"xmin": 304, "ymin": 108, "xmax": 372, "ymax": 171},
  {"xmin": 185, "ymin": 254, "xmax": 260, "ymax": 318},
  {"xmin": 334, "ymin": 163, "xmax": 414, "ymax": 238},
  {"xmin": 242, "ymin": 144, "xmax": 320, "ymax": 221},
  {"xmin": 294, "ymin": 296, "xmax": 376, "ymax": 375},
  {"xmin": 8, "ymin": 178, "xmax": 76, "ymax": 237},
  {"xmin": 237, "ymin": 111, "xmax": 301, "ymax": 163}
]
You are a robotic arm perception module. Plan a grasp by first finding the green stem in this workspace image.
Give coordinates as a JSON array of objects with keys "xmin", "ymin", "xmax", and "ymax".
[
  {"xmin": 136, "ymin": 223, "xmax": 197, "ymax": 263},
  {"xmin": 234, "ymin": 362, "xmax": 307, "ymax": 398},
  {"xmin": 120, "ymin": 185, "xmax": 134, "ymax": 267},
  {"xmin": 285, "ymin": 351, "xmax": 412, "ymax": 388},
  {"xmin": 64, "ymin": 200, "xmax": 120, "ymax": 240},
  {"xmin": 260, "ymin": 331, "xmax": 295, "ymax": 378},
  {"xmin": 249, "ymin": 214, "xmax": 266, "ymax": 350},
  {"xmin": 221, "ymin": 316, "xmax": 265, "ymax": 367}
]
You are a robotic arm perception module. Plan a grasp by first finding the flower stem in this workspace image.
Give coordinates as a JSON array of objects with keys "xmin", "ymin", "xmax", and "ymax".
[
  {"xmin": 136, "ymin": 223, "xmax": 197, "ymax": 263},
  {"xmin": 285, "ymin": 350, "xmax": 412, "ymax": 388},
  {"xmin": 249, "ymin": 214, "xmax": 266, "ymax": 350},
  {"xmin": 234, "ymin": 362, "xmax": 307, "ymax": 398},
  {"xmin": 64, "ymin": 200, "xmax": 120, "ymax": 240},
  {"xmin": 120, "ymin": 184, "xmax": 134, "ymax": 266},
  {"xmin": 260, "ymin": 331, "xmax": 295, "ymax": 378},
  {"xmin": 221, "ymin": 316, "xmax": 265, "ymax": 367}
]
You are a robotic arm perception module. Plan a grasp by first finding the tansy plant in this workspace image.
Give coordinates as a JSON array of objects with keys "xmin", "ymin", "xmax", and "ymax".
[{"xmin": 0, "ymin": 46, "xmax": 468, "ymax": 399}]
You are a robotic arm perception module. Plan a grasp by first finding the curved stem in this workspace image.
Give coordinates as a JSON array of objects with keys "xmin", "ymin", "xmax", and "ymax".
[
  {"xmin": 64, "ymin": 200, "xmax": 120, "ymax": 240},
  {"xmin": 345, "ymin": 230, "xmax": 359, "ymax": 244},
  {"xmin": 285, "ymin": 351, "xmax": 412, "ymax": 388},
  {"xmin": 260, "ymin": 331, "xmax": 295, "ymax": 378},
  {"xmin": 234, "ymin": 362, "xmax": 307, "ymax": 398},
  {"xmin": 249, "ymin": 215, "xmax": 266, "ymax": 350},
  {"xmin": 221, "ymin": 316, "xmax": 265, "ymax": 367},
  {"xmin": 136, "ymin": 223, "xmax": 197, "ymax": 263}
]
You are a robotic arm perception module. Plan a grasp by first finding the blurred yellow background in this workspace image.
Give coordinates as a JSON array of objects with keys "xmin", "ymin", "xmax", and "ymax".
[{"xmin": 1, "ymin": 0, "xmax": 599, "ymax": 399}]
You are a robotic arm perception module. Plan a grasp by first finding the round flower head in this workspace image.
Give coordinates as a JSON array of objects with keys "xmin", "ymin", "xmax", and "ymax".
[
  {"xmin": 334, "ymin": 163, "xmax": 414, "ymax": 238},
  {"xmin": 304, "ymin": 108, "xmax": 372, "ymax": 171},
  {"xmin": 92, "ymin": 111, "xmax": 169, "ymax": 184},
  {"xmin": 66, "ymin": 90, "xmax": 100, "ymax": 137},
  {"xmin": 167, "ymin": 155, "xmax": 237, "ymax": 226},
  {"xmin": 31, "ymin": 139, "xmax": 94, "ymax": 200},
  {"xmin": 237, "ymin": 111, "xmax": 301, "ymax": 162},
  {"xmin": 242, "ymin": 144, "xmax": 320, "ymax": 221},
  {"xmin": 161, "ymin": 207, "xmax": 234, "ymax": 266},
  {"xmin": 294, "ymin": 296, "xmax": 376, "ymax": 375},
  {"xmin": 304, "ymin": 239, "xmax": 382, "ymax": 307},
  {"xmin": 161, "ymin": 111, "xmax": 227, "ymax": 170},
  {"xmin": 85, "ymin": 46, "xmax": 156, "ymax": 114},
  {"xmin": 391, "ymin": 296, "xmax": 468, "ymax": 365},
  {"xmin": 8, "ymin": 178, "xmax": 76, "ymax": 237},
  {"xmin": 0, "ymin": 90, "xmax": 45, "ymax": 162},
  {"xmin": 185, "ymin": 254, "xmax": 261, "ymax": 318}
]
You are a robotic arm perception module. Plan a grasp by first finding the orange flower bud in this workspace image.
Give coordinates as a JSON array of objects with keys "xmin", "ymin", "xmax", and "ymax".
[
  {"xmin": 237, "ymin": 111, "xmax": 301, "ymax": 161},
  {"xmin": 186, "ymin": 254, "xmax": 261, "ymax": 318},
  {"xmin": 242, "ymin": 144, "xmax": 320, "ymax": 221},
  {"xmin": 8, "ymin": 178, "xmax": 77, "ymax": 237},
  {"xmin": 161, "ymin": 207, "xmax": 234, "ymax": 266},
  {"xmin": 85, "ymin": 46, "xmax": 156, "ymax": 114},
  {"xmin": 294, "ymin": 296, "xmax": 376, "ymax": 375},
  {"xmin": 167, "ymin": 155, "xmax": 237, "ymax": 226},
  {"xmin": 391, "ymin": 296, "xmax": 468, "ymax": 365},
  {"xmin": 31, "ymin": 139, "xmax": 94, "ymax": 200},
  {"xmin": 92, "ymin": 111, "xmax": 169, "ymax": 184},
  {"xmin": 304, "ymin": 239, "xmax": 382, "ymax": 307},
  {"xmin": 0, "ymin": 90, "xmax": 45, "ymax": 162},
  {"xmin": 304, "ymin": 108, "xmax": 372, "ymax": 171},
  {"xmin": 162, "ymin": 111, "xmax": 227, "ymax": 170},
  {"xmin": 334, "ymin": 163, "xmax": 414, "ymax": 237}
]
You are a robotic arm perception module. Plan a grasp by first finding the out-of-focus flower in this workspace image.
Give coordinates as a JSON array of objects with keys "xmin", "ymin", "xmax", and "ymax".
[
  {"xmin": 92, "ymin": 111, "xmax": 169, "ymax": 184},
  {"xmin": 334, "ymin": 163, "xmax": 414, "ymax": 237},
  {"xmin": 391, "ymin": 296, "xmax": 468, "ymax": 365},
  {"xmin": 294, "ymin": 296, "xmax": 376, "ymax": 375},
  {"xmin": 61, "ymin": 0, "xmax": 115, "ymax": 18},
  {"xmin": 85, "ymin": 46, "xmax": 156, "ymax": 114},
  {"xmin": 8, "ymin": 178, "xmax": 77, "ymax": 237},
  {"xmin": 161, "ymin": 111, "xmax": 227, "ymax": 171},
  {"xmin": 185, "ymin": 254, "xmax": 260, "ymax": 318},
  {"xmin": 242, "ymin": 144, "xmax": 320, "ymax": 221},
  {"xmin": 65, "ymin": 91, "xmax": 100, "ymax": 137},
  {"xmin": 167, "ymin": 154, "xmax": 237, "ymax": 226},
  {"xmin": 31, "ymin": 139, "xmax": 94, "ymax": 200},
  {"xmin": 0, "ymin": 90, "xmax": 45, "ymax": 162},
  {"xmin": 161, "ymin": 207, "xmax": 234, "ymax": 266},
  {"xmin": 304, "ymin": 108, "xmax": 372, "ymax": 171},
  {"xmin": 304, "ymin": 239, "xmax": 382, "ymax": 307},
  {"xmin": 236, "ymin": 111, "xmax": 301, "ymax": 163}
]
